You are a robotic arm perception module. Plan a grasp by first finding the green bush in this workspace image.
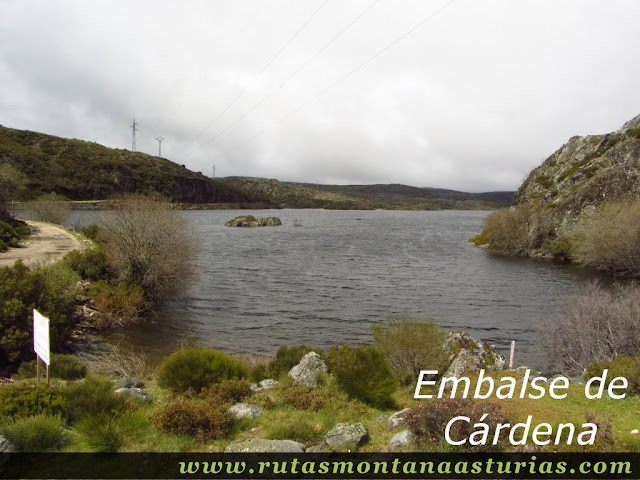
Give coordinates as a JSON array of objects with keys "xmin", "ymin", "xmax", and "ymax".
[
  {"xmin": 0, "ymin": 385, "xmax": 65, "ymax": 418},
  {"xmin": 0, "ymin": 261, "xmax": 77, "ymax": 364},
  {"xmin": 88, "ymin": 280, "xmax": 147, "ymax": 327},
  {"xmin": 157, "ymin": 347, "xmax": 248, "ymax": 394},
  {"xmin": 372, "ymin": 314, "xmax": 450, "ymax": 385},
  {"xmin": 1, "ymin": 414, "xmax": 66, "ymax": 452},
  {"xmin": 154, "ymin": 397, "xmax": 233, "ymax": 441},
  {"xmin": 75, "ymin": 411, "xmax": 149, "ymax": 452},
  {"xmin": 18, "ymin": 354, "xmax": 87, "ymax": 380},
  {"xmin": 0, "ymin": 222, "xmax": 20, "ymax": 247},
  {"xmin": 249, "ymin": 363, "xmax": 268, "ymax": 382},
  {"xmin": 542, "ymin": 236, "xmax": 575, "ymax": 261},
  {"xmin": 266, "ymin": 345, "xmax": 315, "ymax": 378},
  {"xmin": 201, "ymin": 379, "xmax": 252, "ymax": 404},
  {"xmin": 62, "ymin": 376, "xmax": 126, "ymax": 423},
  {"xmin": 326, "ymin": 344, "xmax": 397, "ymax": 408},
  {"xmin": 63, "ymin": 247, "xmax": 111, "ymax": 281},
  {"xmin": 79, "ymin": 223, "xmax": 100, "ymax": 241},
  {"xmin": 0, "ymin": 239, "xmax": 7, "ymax": 252},
  {"xmin": 586, "ymin": 354, "xmax": 640, "ymax": 395}
]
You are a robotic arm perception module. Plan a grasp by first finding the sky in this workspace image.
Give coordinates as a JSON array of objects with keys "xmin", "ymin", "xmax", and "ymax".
[{"xmin": 1, "ymin": 0, "xmax": 639, "ymax": 192}]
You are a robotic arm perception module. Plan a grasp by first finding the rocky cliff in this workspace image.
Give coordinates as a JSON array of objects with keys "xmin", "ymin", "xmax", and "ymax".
[{"xmin": 514, "ymin": 113, "xmax": 640, "ymax": 229}]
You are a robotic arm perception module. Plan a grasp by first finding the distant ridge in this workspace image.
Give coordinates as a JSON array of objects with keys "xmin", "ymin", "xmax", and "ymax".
[{"xmin": 0, "ymin": 124, "xmax": 512, "ymax": 210}]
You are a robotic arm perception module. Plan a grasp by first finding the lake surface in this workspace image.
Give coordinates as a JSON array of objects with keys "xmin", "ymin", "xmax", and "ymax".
[{"xmin": 68, "ymin": 209, "xmax": 605, "ymax": 369}]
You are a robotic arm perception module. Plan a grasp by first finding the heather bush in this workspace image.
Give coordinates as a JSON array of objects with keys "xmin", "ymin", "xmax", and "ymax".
[
  {"xmin": 0, "ymin": 414, "xmax": 66, "ymax": 451},
  {"xmin": 372, "ymin": 314, "xmax": 449, "ymax": 385},
  {"xmin": 62, "ymin": 376, "xmax": 126, "ymax": 423},
  {"xmin": 586, "ymin": 354, "xmax": 640, "ymax": 395},
  {"xmin": 154, "ymin": 397, "xmax": 233, "ymax": 441},
  {"xmin": 539, "ymin": 282, "xmax": 640, "ymax": 375},
  {"xmin": 0, "ymin": 385, "xmax": 65, "ymax": 418},
  {"xmin": 405, "ymin": 398, "xmax": 511, "ymax": 452},
  {"xmin": 326, "ymin": 344, "xmax": 397, "ymax": 408},
  {"xmin": 278, "ymin": 382, "xmax": 346, "ymax": 412},
  {"xmin": 18, "ymin": 353, "xmax": 87, "ymax": 380},
  {"xmin": 574, "ymin": 198, "xmax": 640, "ymax": 276},
  {"xmin": 157, "ymin": 347, "xmax": 248, "ymax": 394},
  {"xmin": 200, "ymin": 379, "xmax": 252, "ymax": 404}
]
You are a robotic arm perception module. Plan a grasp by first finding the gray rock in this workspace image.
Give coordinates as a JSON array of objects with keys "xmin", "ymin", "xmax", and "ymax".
[
  {"xmin": 250, "ymin": 379, "xmax": 279, "ymax": 392},
  {"xmin": 388, "ymin": 429, "xmax": 415, "ymax": 448},
  {"xmin": 225, "ymin": 216, "xmax": 282, "ymax": 227},
  {"xmin": 388, "ymin": 408, "xmax": 410, "ymax": 429},
  {"xmin": 116, "ymin": 377, "xmax": 145, "ymax": 389},
  {"xmin": 324, "ymin": 423, "xmax": 369, "ymax": 449},
  {"xmin": 224, "ymin": 439, "xmax": 305, "ymax": 453},
  {"xmin": 114, "ymin": 387, "xmax": 151, "ymax": 403},
  {"xmin": 306, "ymin": 443, "xmax": 331, "ymax": 453},
  {"xmin": 443, "ymin": 331, "xmax": 505, "ymax": 378},
  {"xmin": 0, "ymin": 436, "xmax": 15, "ymax": 453},
  {"xmin": 288, "ymin": 352, "xmax": 327, "ymax": 387},
  {"xmin": 229, "ymin": 403, "xmax": 262, "ymax": 419}
]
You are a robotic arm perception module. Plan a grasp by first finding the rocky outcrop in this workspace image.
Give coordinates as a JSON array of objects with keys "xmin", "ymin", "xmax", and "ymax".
[
  {"xmin": 224, "ymin": 439, "xmax": 305, "ymax": 453},
  {"xmin": 225, "ymin": 215, "xmax": 282, "ymax": 227},
  {"xmin": 324, "ymin": 423, "xmax": 369, "ymax": 450},
  {"xmin": 388, "ymin": 408, "xmax": 410, "ymax": 429},
  {"xmin": 229, "ymin": 403, "xmax": 262, "ymax": 419},
  {"xmin": 288, "ymin": 352, "xmax": 327, "ymax": 387},
  {"xmin": 250, "ymin": 379, "xmax": 279, "ymax": 392},
  {"xmin": 443, "ymin": 331, "xmax": 505, "ymax": 378},
  {"xmin": 515, "ymin": 113, "xmax": 640, "ymax": 228},
  {"xmin": 115, "ymin": 387, "xmax": 151, "ymax": 403}
]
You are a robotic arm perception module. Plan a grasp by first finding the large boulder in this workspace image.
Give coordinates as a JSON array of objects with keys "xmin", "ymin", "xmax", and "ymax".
[
  {"xmin": 224, "ymin": 439, "xmax": 305, "ymax": 453},
  {"xmin": 288, "ymin": 352, "xmax": 327, "ymax": 387},
  {"xmin": 443, "ymin": 331, "xmax": 505, "ymax": 378},
  {"xmin": 324, "ymin": 423, "xmax": 369, "ymax": 450},
  {"xmin": 225, "ymin": 215, "xmax": 282, "ymax": 227}
]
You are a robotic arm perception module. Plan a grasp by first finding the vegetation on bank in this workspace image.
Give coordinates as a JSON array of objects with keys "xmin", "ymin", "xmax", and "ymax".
[{"xmin": 1, "ymin": 309, "xmax": 640, "ymax": 453}]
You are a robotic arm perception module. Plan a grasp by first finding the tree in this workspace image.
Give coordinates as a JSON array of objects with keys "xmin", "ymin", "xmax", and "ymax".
[
  {"xmin": 0, "ymin": 163, "xmax": 26, "ymax": 220},
  {"xmin": 27, "ymin": 192, "xmax": 71, "ymax": 224},
  {"xmin": 98, "ymin": 194, "xmax": 198, "ymax": 304}
]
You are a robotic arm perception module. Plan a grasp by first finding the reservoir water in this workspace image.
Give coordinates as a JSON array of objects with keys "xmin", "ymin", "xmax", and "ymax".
[{"xmin": 69, "ymin": 209, "xmax": 605, "ymax": 369}]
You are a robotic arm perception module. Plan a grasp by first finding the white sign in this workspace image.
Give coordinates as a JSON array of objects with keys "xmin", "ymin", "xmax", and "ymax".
[{"xmin": 33, "ymin": 309, "xmax": 50, "ymax": 365}]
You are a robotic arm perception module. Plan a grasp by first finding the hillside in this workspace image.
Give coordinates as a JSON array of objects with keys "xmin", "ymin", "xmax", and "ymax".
[
  {"xmin": 515, "ymin": 113, "xmax": 640, "ymax": 226},
  {"xmin": 0, "ymin": 124, "xmax": 512, "ymax": 210}
]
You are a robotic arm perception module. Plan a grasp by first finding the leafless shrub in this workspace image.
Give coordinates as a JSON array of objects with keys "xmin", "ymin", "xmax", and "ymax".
[
  {"xmin": 27, "ymin": 192, "xmax": 71, "ymax": 224},
  {"xmin": 573, "ymin": 198, "xmax": 640, "ymax": 276},
  {"xmin": 539, "ymin": 282, "xmax": 640, "ymax": 375},
  {"xmin": 99, "ymin": 194, "xmax": 199, "ymax": 304},
  {"xmin": 80, "ymin": 344, "xmax": 155, "ymax": 381}
]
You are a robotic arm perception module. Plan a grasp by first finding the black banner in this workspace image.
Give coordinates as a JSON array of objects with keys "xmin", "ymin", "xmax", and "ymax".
[{"xmin": 1, "ymin": 452, "xmax": 639, "ymax": 479}]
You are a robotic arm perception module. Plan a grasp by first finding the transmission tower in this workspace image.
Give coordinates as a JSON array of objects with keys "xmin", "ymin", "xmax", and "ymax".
[
  {"xmin": 156, "ymin": 137, "xmax": 164, "ymax": 157},
  {"xmin": 131, "ymin": 119, "xmax": 138, "ymax": 151},
  {"xmin": 212, "ymin": 164, "xmax": 216, "ymax": 178}
]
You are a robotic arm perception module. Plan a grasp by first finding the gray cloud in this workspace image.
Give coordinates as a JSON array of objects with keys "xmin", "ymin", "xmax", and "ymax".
[{"xmin": 1, "ymin": 0, "xmax": 639, "ymax": 192}]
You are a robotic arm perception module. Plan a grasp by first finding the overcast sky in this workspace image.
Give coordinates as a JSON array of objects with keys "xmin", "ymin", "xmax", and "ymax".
[{"xmin": 1, "ymin": 0, "xmax": 639, "ymax": 192}]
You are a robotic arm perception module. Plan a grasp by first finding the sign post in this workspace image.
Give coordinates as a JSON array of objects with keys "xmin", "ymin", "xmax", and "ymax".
[{"xmin": 33, "ymin": 309, "xmax": 50, "ymax": 386}]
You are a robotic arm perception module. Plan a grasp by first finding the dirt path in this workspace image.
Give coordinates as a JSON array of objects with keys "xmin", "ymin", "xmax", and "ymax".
[{"xmin": 0, "ymin": 221, "xmax": 82, "ymax": 268}]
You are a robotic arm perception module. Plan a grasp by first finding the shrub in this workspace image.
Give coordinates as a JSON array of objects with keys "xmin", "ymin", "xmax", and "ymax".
[
  {"xmin": 0, "ymin": 222, "xmax": 20, "ymax": 248},
  {"xmin": 249, "ymin": 363, "xmax": 269, "ymax": 382},
  {"xmin": 0, "ymin": 261, "xmax": 77, "ymax": 364},
  {"xmin": 63, "ymin": 247, "xmax": 111, "ymax": 281},
  {"xmin": 573, "ymin": 198, "xmax": 640, "ymax": 276},
  {"xmin": 541, "ymin": 236, "xmax": 575, "ymax": 261},
  {"xmin": 586, "ymin": 354, "xmax": 640, "ymax": 395},
  {"xmin": 0, "ymin": 239, "xmax": 7, "ymax": 252},
  {"xmin": 88, "ymin": 280, "xmax": 147, "ymax": 326},
  {"xmin": 325, "ymin": 344, "xmax": 397, "ymax": 408},
  {"xmin": 0, "ymin": 414, "xmax": 66, "ymax": 452},
  {"xmin": 75, "ymin": 411, "xmax": 149, "ymax": 452},
  {"xmin": 99, "ymin": 194, "xmax": 198, "ymax": 303},
  {"xmin": 372, "ymin": 314, "xmax": 450, "ymax": 385},
  {"xmin": 405, "ymin": 398, "xmax": 511, "ymax": 452},
  {"xmin": 62, "ymin": 376, "xmax": 126, "ymax": 423},
  {"xmin": 27, "ymin": 192, "xmax": 71, "ymax": 224},
  {"xmin": 201, "ymin": 379, "xmax": 252, "ymax": 404},
  {"xmin": 263, "ymin": 410, "xmax": 329, "ymax": 444},
  {"xmin": 266, "ymin": 345, "xmax": 315, "ymax": 378},
  {"xmin": 157, "ymin": 347, "xmax": 248, "ymax": 394},
  {"xmin": 154, "ymin": 397, "xmax": 233, "ymax": 441},
  {"xmin": 278, "ymin": 382, "xmax": 346, "ymax": 412},
  {"xmin": 0, "ymin": 385, "xmax": 65, "ymax": 418},
  {"xmin": 539, "ymin": 282, "xmax": 640, "ymax": 375},
  {"xmin": 18, "ymin": 354, "xmax": 87, "ymax": 380},
  {"xmin": 79, "ymin": 223, "xmax": 100, "ymax": 241}
]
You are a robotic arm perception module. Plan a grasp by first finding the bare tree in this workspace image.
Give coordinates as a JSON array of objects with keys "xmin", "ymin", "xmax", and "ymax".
[
  {"xmin": 27, "ymin": 192, "xmax": 71, "ymax": 224},
  {"xmin": 99, "ymin": 194, "xmax": 199, "ymax": 304}
]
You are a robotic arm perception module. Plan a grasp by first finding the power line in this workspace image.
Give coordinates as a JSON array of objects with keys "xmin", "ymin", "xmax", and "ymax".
[
  {"xmin": 213, "ymin": 0, "xmax": 457, "ymax": 162},
  {"xmin": 175, "ymin": 0, "xmax": 330, "ymax": 160}
]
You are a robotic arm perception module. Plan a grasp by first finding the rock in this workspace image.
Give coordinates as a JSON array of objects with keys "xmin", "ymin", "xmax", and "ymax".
[
  {"xmin": 388, "ymin": 408, "xmax": 410, "ymax": 429},
  {"xmin": 229, "ymin": 403, "xmax": 262, "ymax": 419},
  {"xmin": 388, "ymin": 429, "xmax": 415, "ymax": 448},
  {"xmin": 631, "ymin": 429, "xmax": 639, "ymax": 435},
  {"xmin": 116, "ymin": 377, "xmax": 145, "ymax": 389},
  {"xmin": 250, "ymin": 379, "xmax": 279, "ymax": 392},
  {"xmin": 0, "ymin": 436, "xmax": 15, "ymax": 453},
  {"xmin": 225, "ymin": 215, "xmax": 282, "ymax": 227},
  {"xmin": 114, "ymin": 387, "xmax": 151, "ymax": 403},
  {"xmin": 324, "ymin": 423, "xmax": 369, "ymax": 450},
  {"xmin": 306, "ymin": 443, "xmax": 331, "ymax": 452},
  {"xmin": 224, "ymin": 439, "xmax": 305, "ymax": 453},
  {"xmin": 443, "ymin": 331, "xmax": 505, "ymax": 378},
  {"xmin": 288, "ymin": 352, "xmax": 327, "ymax": 387}
]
